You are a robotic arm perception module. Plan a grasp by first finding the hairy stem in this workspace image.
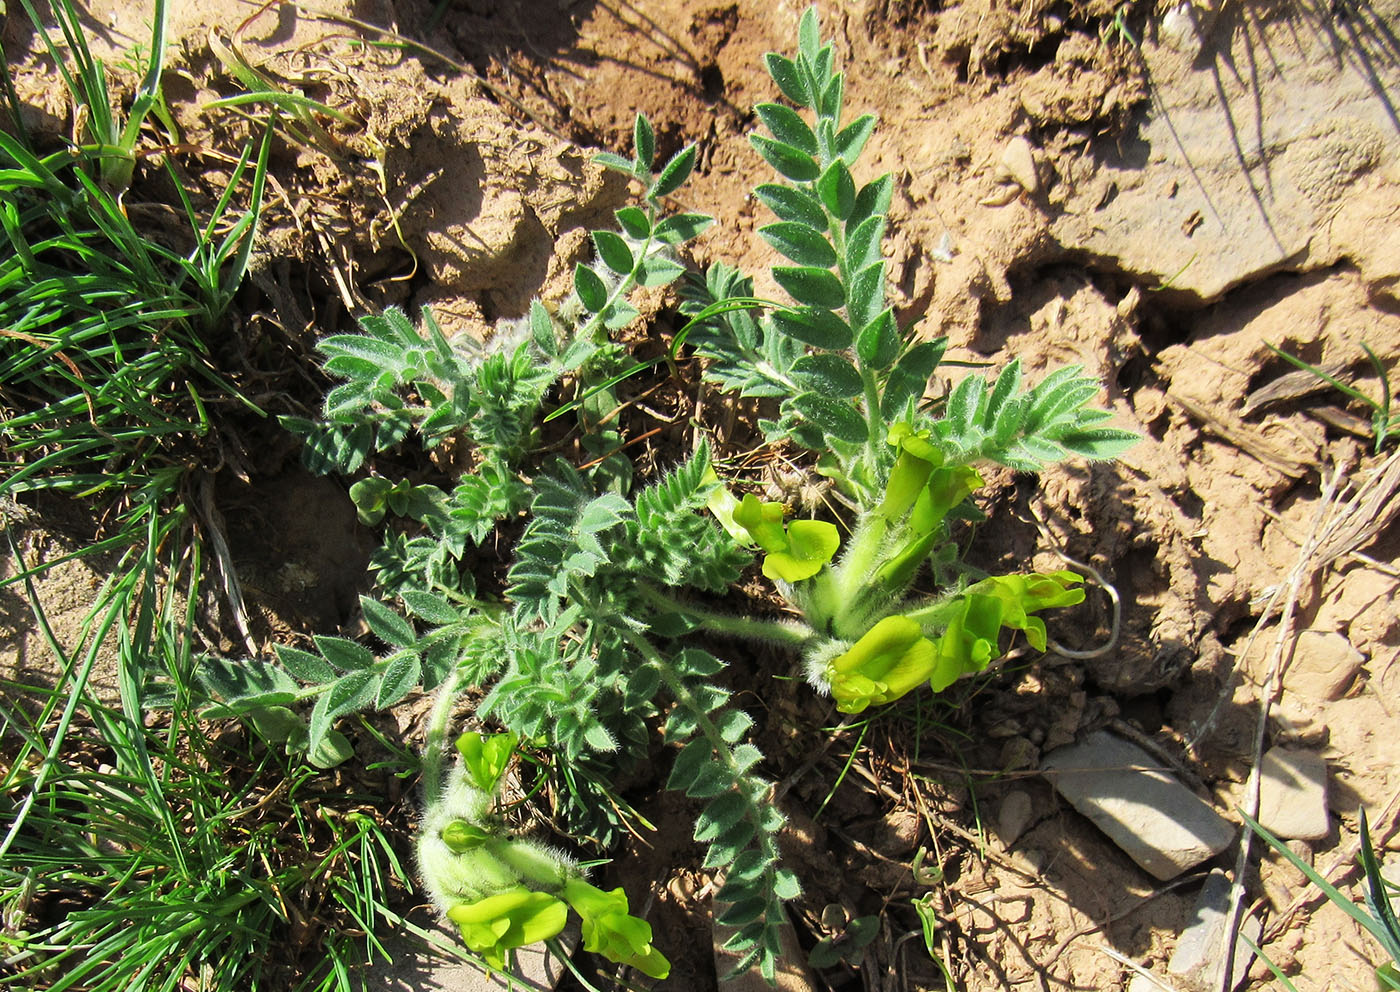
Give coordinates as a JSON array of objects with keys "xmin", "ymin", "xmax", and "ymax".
[
  {"xmin": 901, "ymin": 593, "xmax": 961, "ymax": 630},
  {"xmin": 422, "ymin": 667, "xmax": 463, "ymax": 807},
  {"xmin": 486, "ymin": 838, "xmax": 573, "ymax": 889},
  {"xmin": 637, "ymin": 585, "xmax": 814, "ymax": 647}
]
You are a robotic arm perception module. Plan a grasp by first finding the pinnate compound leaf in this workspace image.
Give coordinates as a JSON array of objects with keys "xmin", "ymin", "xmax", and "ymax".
[
  {"xmin": 773, "ymin": 266, "xmax": 846, "ymax": 310},
  {"xmin": 754, "ymin": 183, "xmax": 827, "ymax": 229},
  {"xmin": 755, "ymin": 102, "xmax": 818, "ymax": 155},
  {"xmin": 650, "ymin": 144, "xmax": 697, "ymax": 199},
  {"xmin": 283, "ymin": 417, "xmax": 370, "ymax": 475},
  {"xmin": 760, "ymin": 222, "xmax": 837, "ymax": 268},
  {"xmin": 575, "ymin": 492, "xmax": 630, "ymax": 558},
  {"xmin": 750, "ymin": 135, "xmax": 820, "ymax": 182}
]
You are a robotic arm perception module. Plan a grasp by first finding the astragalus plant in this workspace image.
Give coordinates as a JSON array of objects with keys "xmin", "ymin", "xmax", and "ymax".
[{"xmin": 201, "ymin": 6, "xmax": 1135, "ymax": 983}]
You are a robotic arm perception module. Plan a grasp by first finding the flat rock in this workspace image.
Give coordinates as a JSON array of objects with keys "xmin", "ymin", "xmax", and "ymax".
[
  {"xmin": 1258, "ymin": 747, "xmax": 1330, "ymax": 841},
  {"xmin": 373, "ymin": 917, "xmax": 575, "ymax": 992},
  {"xmin": 1167, "ymin": 869, "xmax": 1261, "ymax": 992},
  {"xmin": 1285, "ymin": 630, "xmax": 1364, "ymax": 702},
  {"xmin": 1042, "ymin": 731, "xmax": 1235, "ymax": 880},
  {"xmin": 1052, "ymin": 5, "xmax": 1400, "ymax": 301}
]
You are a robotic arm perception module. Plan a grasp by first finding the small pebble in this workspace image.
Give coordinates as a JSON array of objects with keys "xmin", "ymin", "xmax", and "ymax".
[
  {"xmin": 1000, "ymin": 136, "xmax": 1039, "ymax": 193},
  {"xmin": 1285, "ymin": 630, "xmax": 1363, "ymax": 702},
  {"xmin": 1257, "ymin": 747, "xmax": 1330, "ymax": 840},
  {"xmin": 996, "ymin": 789, "xmax": 1034, "ymax": 848}
]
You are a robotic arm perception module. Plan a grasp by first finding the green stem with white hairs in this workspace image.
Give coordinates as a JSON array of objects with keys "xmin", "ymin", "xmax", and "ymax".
[
  {"xmin": 636, "ymin": 585, "xmax": 814, "ymax": 647},
  {"xmin": 422, "ymin": 667, "xmax": 463, "ymax": 808}
]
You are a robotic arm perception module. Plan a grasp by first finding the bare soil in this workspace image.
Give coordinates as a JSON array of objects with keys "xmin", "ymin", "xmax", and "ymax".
[{"xmin": 4, "ymin": 1, "xmax": 1400, "ymax": 990}]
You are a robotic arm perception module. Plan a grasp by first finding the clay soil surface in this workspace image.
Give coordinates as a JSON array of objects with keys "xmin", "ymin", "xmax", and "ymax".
[{"xmin": 5, "ymin": 1, "xmax": 1400, "ymax": 990}]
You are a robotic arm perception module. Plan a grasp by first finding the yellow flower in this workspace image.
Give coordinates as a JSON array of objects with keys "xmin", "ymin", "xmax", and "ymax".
[
  {"xmin": 826, "ymin": 615, "xmax": 937, "ymax": 714},
  {"xmin": 732, "ymin": 494, "xmax": 839, "ymax": 582},
  {"xmin": 563, "ymin": 879, "xmax": 671, "ymax": 979},
  {"xmin": 447, "ymin": 887, "xmax": 568, "ymax": 972}
]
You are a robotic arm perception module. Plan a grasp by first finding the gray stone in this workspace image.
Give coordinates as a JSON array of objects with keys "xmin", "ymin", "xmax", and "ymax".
[
  {"xmin": 1041, "ymin": 731, "xmax": 1236, "ymax": 880},
  {"xmin": 995, "ymin": 789, "xmax": 1035, "ymax": 849},
  {"xmin": 1126, "ymin": 974, "xmax": 1173, "ymax": 992},
  {"xmin": 373, "ymin": 917, "xmax": 576, "ymax": 992},
  {"xmin": 1285, "ymin": 630, "xmax": 1364, "ymax": 702},
  {"xmin": 1258, "ymin": 747, "xmax": 1330, "ymax": 841},
  {"xmin": 1051, "ymin": 8, "xmax": 1400, "ymax": 302},
  {"xmin": 1167, "ymin": 869, "xmax": 1261, "ymax": 992}
]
